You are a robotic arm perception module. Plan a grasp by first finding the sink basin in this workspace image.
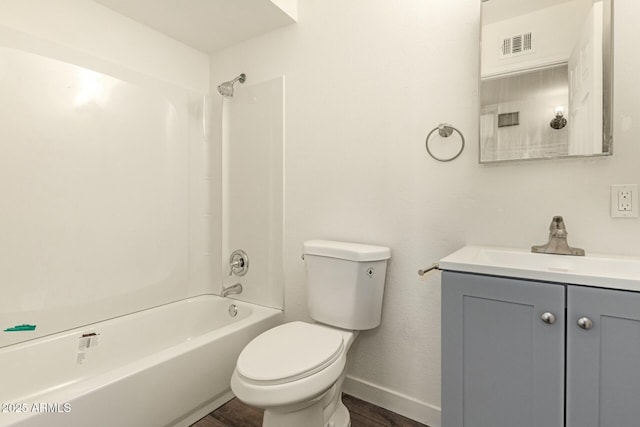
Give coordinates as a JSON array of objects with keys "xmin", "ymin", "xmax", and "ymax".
[{"xmin": 439, "ymin": 246, "xmax": 640, "ymax": 292}]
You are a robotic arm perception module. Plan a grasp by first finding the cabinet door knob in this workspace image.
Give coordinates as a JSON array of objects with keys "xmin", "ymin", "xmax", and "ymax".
[
  {"xmin": 541, "ymin": 312, "xmax": 556, "ymax": 324},
  {"xmin": 577, "ymin": 317, "xmax": 593, "ymax": 330}
]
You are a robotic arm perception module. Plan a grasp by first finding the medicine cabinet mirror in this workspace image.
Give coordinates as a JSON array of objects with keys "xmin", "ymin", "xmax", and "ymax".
[{"xmin": 479, "ymin": 0, "xmax": 613, "ymax": 163}]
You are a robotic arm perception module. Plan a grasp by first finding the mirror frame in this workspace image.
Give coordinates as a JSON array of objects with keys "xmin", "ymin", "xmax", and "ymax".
[{"xmin": 478, "ymin": 0, "xmax": 614, "ymax": 163}]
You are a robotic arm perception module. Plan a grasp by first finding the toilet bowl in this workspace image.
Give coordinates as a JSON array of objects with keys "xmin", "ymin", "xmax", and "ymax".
[
  {"xmin": 231, "ymin": 322, "xmax": 356, "ymax": 427},
  {"xmin": 230, "ymin": 240, "xmax": 391, "ymax": 427}
]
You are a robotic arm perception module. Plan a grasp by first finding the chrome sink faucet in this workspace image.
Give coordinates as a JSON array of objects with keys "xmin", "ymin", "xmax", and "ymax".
[
  {"xmin": 531, "ymin": 216, "xmax": 585, "ymax": 256},
  {"xmin": 221, "ymin": 283, "xmax": 243, "ymax": 298}
]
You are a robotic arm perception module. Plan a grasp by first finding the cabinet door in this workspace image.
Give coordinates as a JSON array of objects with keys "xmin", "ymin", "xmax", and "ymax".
[
  {"xmin": 567, "ymin": 286, "xmax": 640, "ymax": 427},
  {"xmin": 442, "ymin": 272, "xmax": 565, "ymax": 427}
]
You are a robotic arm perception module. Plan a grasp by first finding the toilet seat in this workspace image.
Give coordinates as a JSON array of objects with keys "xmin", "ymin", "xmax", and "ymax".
[
  {"xmin": 231, "ymin": 322, "xmax": 353, "ymax": 408},
  {"xmin": 236, "ymin": 321, "xmax": 344, "ymax": 385}
]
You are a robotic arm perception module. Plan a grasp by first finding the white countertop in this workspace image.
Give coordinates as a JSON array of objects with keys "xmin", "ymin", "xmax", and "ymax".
[{"xmin": 439, "ymin": 245, "xmax": 640, "ymax": 293}]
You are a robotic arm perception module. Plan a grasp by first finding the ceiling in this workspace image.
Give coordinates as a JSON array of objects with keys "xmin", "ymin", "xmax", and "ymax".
[
  {"xmin": 482, "ymin": 0, "xmax": 575, "ymax": 25},
  {"xmin": 94, "ymin": 0, "xmax": 296, "ymax": 53}
]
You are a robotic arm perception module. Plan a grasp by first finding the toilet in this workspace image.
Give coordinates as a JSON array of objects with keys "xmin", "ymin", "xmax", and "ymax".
[{"xmin": 230, "ymin": 240, "xmax": 391, "ymax": 427}]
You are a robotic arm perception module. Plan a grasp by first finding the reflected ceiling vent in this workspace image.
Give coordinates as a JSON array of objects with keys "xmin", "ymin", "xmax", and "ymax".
[
  {"xmin": 501, "ymin": 32, "xmax": 533, "ymax": 57},
  {"xmin": 498, "ymin": 112, "xmax": 520, "ymax": 128}
]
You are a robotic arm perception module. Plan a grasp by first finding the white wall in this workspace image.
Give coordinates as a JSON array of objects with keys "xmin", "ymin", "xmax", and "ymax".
[{"xmin": 210, "ymin": 1, "xmax": 639, "ymax": 425}]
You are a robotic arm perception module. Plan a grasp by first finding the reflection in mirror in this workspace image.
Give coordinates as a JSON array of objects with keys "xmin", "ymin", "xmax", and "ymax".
[{"xmin": 479, "ymin": 0, "xmax": 612, "ymax": 163}]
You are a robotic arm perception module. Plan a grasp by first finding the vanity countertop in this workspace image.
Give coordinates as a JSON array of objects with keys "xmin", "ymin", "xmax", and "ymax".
[{"xmin": 440, "ymin": 245, "xmax": 640, "ymax": 293}]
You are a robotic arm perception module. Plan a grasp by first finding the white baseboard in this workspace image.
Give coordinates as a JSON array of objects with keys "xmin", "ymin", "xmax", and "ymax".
[{"xmin": 343, "ymin": 376, "xmax": 441, "ymax": 427}]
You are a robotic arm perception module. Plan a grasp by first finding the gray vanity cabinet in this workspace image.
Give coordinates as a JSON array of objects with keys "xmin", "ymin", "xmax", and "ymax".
[
  {"xmin": 443, "ymin": 271, "xmax": 640, "ymax": 427},
  {"xmin": 566, "ymin": 286, "xmax": 640, "ymax": 427},
  {"xmin": 442, "ymin": 271, "xmax": 566, "ymax": 427}
]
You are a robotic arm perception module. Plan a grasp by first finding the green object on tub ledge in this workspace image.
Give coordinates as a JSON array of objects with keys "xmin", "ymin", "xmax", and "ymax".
[{"xmin": 3, "ymin": 324, "xmax": 36, "ymax": 332}]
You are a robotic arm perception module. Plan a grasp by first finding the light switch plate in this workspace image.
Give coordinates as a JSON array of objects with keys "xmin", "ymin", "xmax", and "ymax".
[{"xmin": 611, "ymin": 184, "xmax": 639, "ymax": 218}]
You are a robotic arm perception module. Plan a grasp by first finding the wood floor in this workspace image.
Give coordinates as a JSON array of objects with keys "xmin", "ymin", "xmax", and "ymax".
[{"xmin": 191, "ymin": 394, "xmax": 429, "ymax": 427}]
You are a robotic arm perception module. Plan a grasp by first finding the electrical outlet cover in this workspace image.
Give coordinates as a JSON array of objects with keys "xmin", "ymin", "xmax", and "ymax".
[{"xmin": 611, "ymin": 184, "xmax": 639, "ymax": 218}]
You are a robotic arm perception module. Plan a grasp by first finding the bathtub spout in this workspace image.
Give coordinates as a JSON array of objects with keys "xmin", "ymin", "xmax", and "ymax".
[{"xmin": 222, "ymin": 283, "xmax": 243, "ymax": 298}]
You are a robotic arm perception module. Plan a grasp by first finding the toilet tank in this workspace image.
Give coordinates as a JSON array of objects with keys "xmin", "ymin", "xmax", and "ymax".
[{"xmin": 303, "ymin": 240, "xmax": 391, "ymax": 330}]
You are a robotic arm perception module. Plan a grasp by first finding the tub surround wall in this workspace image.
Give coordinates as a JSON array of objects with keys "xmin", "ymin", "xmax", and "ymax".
[
  {"xmin": 0, "ymin": 2, "xmax": 213, "ymax": 347},
  {"xmin": 210, "ymin": 1, "xmax": 640, "ymax": 425},
  {"xmin": 221, "ymin": 77, "xmax": 285, "ymax": 310}
]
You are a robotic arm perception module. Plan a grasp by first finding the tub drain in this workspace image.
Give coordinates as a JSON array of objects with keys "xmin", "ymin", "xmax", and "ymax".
[{"xmin": 228, "ymin": 304, "xmax": 238, "ymax": 317}]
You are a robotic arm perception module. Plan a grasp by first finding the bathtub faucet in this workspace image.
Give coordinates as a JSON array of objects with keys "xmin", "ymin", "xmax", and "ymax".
[{"xmin": 221, "ymin": 283, "xmax": 243, "ymax": 298}]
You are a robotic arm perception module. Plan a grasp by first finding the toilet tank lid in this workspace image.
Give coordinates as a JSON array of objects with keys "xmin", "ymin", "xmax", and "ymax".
[{"xmin": 303, "ymin": 240, "xmax": 391, "ymax": 261}]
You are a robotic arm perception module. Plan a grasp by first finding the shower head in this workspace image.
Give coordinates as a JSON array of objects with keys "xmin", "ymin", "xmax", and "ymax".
[{"xmin": 217, "ymin": 73, "xmax": 246, "ymax": 98}]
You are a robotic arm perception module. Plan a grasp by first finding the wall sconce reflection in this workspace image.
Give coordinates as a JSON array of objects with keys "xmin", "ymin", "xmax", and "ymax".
[{"xmin": 550, "ymin": 106, "xmax": 567, "ymax": 130}]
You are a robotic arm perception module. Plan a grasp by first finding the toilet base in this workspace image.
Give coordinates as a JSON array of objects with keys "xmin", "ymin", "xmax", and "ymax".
[
  {"xmin": 261, "ymin": 374, "xmax": 351, "ymax": 427},
  {"xmin": 263, "ymin": 398, "xmax": 324, "ymax": 427},
  {"xmin": 327, "ymin": 399, "xmax": 351, "ymax": 427},
  {"xmin": 262, "ymin": 395, "xmax": 351, "ymax": 427}
]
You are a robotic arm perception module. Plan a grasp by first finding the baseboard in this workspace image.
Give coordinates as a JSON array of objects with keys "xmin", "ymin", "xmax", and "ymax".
[{"xmin": 343, "ymin": 376, "xmax": 441, "ymax": 427}]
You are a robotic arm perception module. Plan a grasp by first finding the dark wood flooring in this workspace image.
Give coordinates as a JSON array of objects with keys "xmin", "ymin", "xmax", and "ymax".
[{"xmin": 191, "ymin": 394, "xmax": 429, "ymax": 427}]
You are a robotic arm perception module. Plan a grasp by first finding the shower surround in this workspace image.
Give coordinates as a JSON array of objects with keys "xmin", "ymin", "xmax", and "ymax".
[
  {"xmin": 1, "ymin": 6, "xmax": 287, "ymax": 423},
  {"xmin": 0, "ymin": 30, "xmax": 200, "ymax": 349}
]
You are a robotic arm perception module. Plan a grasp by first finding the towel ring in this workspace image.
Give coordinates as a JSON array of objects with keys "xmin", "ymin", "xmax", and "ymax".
[{"xmin": 425, "ymin": 124, "xmax": 465, "ymax": 162}]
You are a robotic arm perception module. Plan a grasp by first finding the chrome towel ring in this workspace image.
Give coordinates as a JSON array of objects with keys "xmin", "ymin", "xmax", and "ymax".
[{"xmin": 425, "ymin": 123, "xmax": 465, "ymax": 162}]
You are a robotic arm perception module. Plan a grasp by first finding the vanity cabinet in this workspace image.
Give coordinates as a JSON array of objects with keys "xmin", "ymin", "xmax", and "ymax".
[
  {"xmin": 442, "ymin": 272, "xmax": 565, "ymax": 427},
  {"xmin": 442, "ymin": 271, "xmax": 640, "ymax": 427},
  {"xmin": 566, "ymin": 285, "xmax": 640, "ymax": 427}
]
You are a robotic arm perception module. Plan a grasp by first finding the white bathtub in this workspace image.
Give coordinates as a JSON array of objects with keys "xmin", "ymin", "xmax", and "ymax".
[{"xmin": 0, "ymin": 295, "xmax": 282, "ymax": 427}]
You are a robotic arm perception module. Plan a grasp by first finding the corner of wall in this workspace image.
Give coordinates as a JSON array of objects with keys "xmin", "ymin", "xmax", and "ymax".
[{"xmin": 269, "ymin": 0, "xmax": 298, "ymax": 21}]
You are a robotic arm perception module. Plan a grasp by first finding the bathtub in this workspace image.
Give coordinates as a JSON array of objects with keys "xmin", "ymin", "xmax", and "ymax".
[{"xmin": 0, "ymin": 295, "xmax": 282, "ymax": 427}]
